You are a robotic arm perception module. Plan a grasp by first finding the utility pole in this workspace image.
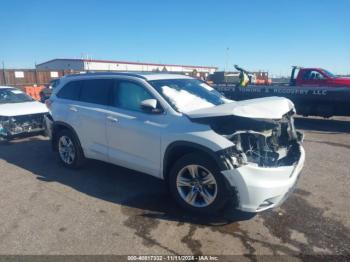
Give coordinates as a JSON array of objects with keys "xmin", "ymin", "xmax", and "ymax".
[
  {"xmin": 2, "ymin": 61, "xmax": 6, "ymax": 85},
  {"xmin": 225, "ymin": 47, "xmax": 230, "ymax": 72},
  {"xmin": 34, "ymin": 61, "xmax": 38, "ymax": 86}
]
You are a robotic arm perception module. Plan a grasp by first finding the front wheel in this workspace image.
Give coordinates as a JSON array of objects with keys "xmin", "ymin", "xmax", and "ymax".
[{"xmin": 168, "ymin": 153, "xmax": 229, "ymax": 214}]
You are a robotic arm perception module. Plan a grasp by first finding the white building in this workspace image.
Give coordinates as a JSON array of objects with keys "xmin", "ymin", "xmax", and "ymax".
[{"xmin": 36, "ymin": 58, "xmax": 217, "ymax": 78}]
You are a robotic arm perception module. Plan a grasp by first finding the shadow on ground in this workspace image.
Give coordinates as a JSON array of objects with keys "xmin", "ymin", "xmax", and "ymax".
[
  {"xmin": 294, "ymin": 117, "xmax": 350, "ymax": 133},
  {"xmin": 0, "ymin": 137, "xmax": 255, "ymax": 227},
  {"xmin": 2, "ymin": 118, "xmax": 350, "ymax": 256}
]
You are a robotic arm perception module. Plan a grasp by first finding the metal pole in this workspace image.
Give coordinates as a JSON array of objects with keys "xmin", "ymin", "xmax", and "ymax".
[
  {"xmin": 2, "ymin": 61, "xmax": 6, "ymax": 85},
  {"xmin": 34, "ymin": 62, "xmax": 38, "ymax": 86},
  {"xmin": 225, "ymin": 47, "xmax": 230, "ymax": 72}
]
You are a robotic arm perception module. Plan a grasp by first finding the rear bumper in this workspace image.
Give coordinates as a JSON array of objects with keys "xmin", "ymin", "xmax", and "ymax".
[{"xmin": 222, "ymin": 145, "xmax": 305, "ymax": 212}]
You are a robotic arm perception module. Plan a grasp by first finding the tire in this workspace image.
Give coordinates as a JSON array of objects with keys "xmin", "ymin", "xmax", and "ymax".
[
  {"xmin": 168, "ymin": 153, "xmax": 229, "ymax": 214},
  {"xmin": 56, "ymin": 129, "xmax": 86, "ymax": 169}
]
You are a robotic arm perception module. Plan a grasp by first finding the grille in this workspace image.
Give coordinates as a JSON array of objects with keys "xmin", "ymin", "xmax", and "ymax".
[{"xmin": 9, "ymin": 113, "xmax": 46, "ymax": 135}]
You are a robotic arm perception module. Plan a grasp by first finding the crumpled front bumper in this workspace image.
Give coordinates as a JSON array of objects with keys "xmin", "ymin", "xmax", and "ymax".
[
  {"xmin": 222, "ymin": 145, "xmax": 305, "ymax": 212},
  {"xmin": 0, "ymin": 114, "xmax": 47, "ymax": 140}
]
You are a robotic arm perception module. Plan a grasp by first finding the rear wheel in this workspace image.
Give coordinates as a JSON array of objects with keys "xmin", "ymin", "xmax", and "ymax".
[
  {"xmin": 168, "ymin": 153, "xmax": 229, "ymax": 214},
  {"xmin": 56, "ymin": 129, "xmax": 85, "ymax": 168}
]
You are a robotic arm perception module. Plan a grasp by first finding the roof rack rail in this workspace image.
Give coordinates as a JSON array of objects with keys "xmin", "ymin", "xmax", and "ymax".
[{"xmin": 65, "ymin": 72, "xmax": 148, "ymax": 80}]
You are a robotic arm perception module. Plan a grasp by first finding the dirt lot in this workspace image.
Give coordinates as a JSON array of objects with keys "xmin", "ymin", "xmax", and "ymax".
[{"xmin": 0, "ymin": 117, "xmax": 349, "ymax": 258}]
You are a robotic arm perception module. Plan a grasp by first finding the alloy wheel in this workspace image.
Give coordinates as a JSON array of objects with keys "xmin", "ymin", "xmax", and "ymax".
[
  {"xmin": 58, "ymin": 136, "xmax": 76, "ymax": 165},
  {"xmin": 176, "ymin": 164, "xmax": 218, "ymax": 208}
]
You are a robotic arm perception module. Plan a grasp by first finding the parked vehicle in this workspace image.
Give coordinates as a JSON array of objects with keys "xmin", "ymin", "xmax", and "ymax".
[
  {"xmin": 290, "ymin": 67, "xmax": 350, "ymax": 87},
  {"xmin": 214, "ymin": 67, "xmax": 350, "ymax": 117},
  {"xmin": 39, "ymin": 79, "xmax": 60, "ymax": 103},
  {"xmin": 0, "ymin": 86, "xmax": 48, "ymax": 140},
  {"xmin": 45, "ymin": 72, "xmax": 305, "ymax": 214}
]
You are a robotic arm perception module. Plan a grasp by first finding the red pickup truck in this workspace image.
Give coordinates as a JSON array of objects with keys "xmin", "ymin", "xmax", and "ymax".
[
  {"xmin": 213, "ymin": 67, "xmax": 350, "ymax": 117},
  {"xmin": 291, "ymin": 67, "xmax": 350, "ymax": 87}
]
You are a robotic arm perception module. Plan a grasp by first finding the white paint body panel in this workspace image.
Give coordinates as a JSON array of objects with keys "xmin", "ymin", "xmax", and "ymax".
[
  {"xmin": 74, "ymin": 103, "xmax": 109, "ymax": 161},
  {"xmin": 0, "ymin": 87, "xmax": 48, "ymax": 117},
  {"xmin": 106, "ymin": 107, "xmax": 164, "ymax": 177},
  {"xmin": 0, "ymin": 101, "xmax": 48, "ymax": 117},
  {"xmin": 0, "ymin": 86, "xmax": 48, "ymax": 116},
  {"xmin": 187, "ymin": 97, "xmax": 295, "ymax": 119},
  {"xmin": 222, "ymin": 146, "xmax": 305, "ymax": 212}
]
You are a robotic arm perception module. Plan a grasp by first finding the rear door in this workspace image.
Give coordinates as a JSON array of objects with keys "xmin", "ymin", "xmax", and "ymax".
[
  {"xmin": 106, "ymin": 80, "xmax": 165, "ymax": 177},
  {"xmin": 54, "ymin": 79, "xmax": 83, "ymax": 137},
  {"xmin": 76, "ymin": 79, "xmax": 114, "ymax": 161}
]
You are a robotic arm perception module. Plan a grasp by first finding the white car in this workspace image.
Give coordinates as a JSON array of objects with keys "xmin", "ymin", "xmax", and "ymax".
[
  {"xmin": 0, "ymin": 86, "xmax": 48, "ymax": 140},
  {"xmin": 46, "ymin": 73, "xmax": 305, "ymax": 213}
]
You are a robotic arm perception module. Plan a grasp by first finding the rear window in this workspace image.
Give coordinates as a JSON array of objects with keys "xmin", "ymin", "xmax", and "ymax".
[
  {"xmin": 80, "ymin": 79, "xmax": 114, "ymax": 105},
  {"xmin": 56, "ymin": 81, "xmax": 82, "ymax": 100}
]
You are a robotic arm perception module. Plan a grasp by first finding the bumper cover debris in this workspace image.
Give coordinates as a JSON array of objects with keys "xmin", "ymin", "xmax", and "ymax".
[{"xmin": 0, "ymin": 113, "xmax": 47, "ymax": 139}]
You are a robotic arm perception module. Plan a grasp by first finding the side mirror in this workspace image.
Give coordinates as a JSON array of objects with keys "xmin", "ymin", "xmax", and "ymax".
[{"xmin": 140, "ymin": 99, "xmax": 162, "ymax": 114}]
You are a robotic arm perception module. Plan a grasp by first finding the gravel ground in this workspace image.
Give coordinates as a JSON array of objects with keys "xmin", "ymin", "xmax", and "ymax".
[{"xmin": 0, "ymin": 116, "xmax": 349, "ymax": 259}]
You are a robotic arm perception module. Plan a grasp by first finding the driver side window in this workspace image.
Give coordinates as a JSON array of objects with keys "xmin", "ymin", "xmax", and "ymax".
[
  {"xmin": 113, "ymin": 81, "xmax": 154, "ymax": 112},
  {"xmin": 303, "ymin": 70, "xmax": 325, "ymax": 80},
  {"xmin": 313, "ymin": 71, "xmax": 324, "ymax": 80}
]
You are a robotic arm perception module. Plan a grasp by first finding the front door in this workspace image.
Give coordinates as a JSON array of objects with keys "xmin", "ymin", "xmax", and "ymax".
[{"xmin": 106, "ymin": 80, "xmax": 166, "ymax": 177}]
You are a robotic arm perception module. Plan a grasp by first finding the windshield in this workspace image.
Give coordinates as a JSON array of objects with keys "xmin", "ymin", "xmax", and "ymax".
[
  {"xmin": 322, "ymin": 69, "xmax": 337, "ymax": 78},
  {"xmin": 149, "ymin": 79, "xmax": 231, "ymax": 113},
  {"xmin": 0, "ymin": 88, "xmax": 34, "ymax": 104}
]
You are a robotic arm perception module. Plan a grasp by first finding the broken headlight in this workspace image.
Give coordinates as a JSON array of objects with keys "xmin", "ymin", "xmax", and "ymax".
[
  {"xmin": 8, "ymin": 117, "xmax": 26, "ymax": 134},
  {"xmin": 0, "ymin": 116, "xmax": 10, "ymax": 137},
  {"xmin": 218, "ymin": 146, "xmax": 248, "ymax": 169}
]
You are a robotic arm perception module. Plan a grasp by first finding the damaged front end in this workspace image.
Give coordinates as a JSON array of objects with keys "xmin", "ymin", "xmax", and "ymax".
[
  {"xmin": 193, "ymin": 110, "xmax": 303, "ymax": 169},
  {"xmin": 0, "ymin": 113, "xmax": 47, "ymax": 140},
  {"xmin": 191, "ymin": 109, "xmax": 305, "ymax": 212}
]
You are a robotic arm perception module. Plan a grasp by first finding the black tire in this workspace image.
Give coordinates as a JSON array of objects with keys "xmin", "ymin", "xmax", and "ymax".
[
  {"xmin": 56, "ymin": 129, "xmax": 86, "ymax": 169},
  {"xmin": 168, "ymin": 153, "xmax": 229, "ymax": 214}
]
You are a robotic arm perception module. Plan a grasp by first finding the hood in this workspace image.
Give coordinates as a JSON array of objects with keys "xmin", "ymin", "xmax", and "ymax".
[
  {"xmin": 0, "ymin": 101, "xmax": 48, "ymax": 117},
  {"xmin": 186, "ymin": 97, "xmax": 295, "ymax": 119}
]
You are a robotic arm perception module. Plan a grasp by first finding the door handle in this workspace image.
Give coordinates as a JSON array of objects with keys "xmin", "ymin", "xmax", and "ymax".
[
  {"xmin": 107, "ymin": 116, "xmax": 119, "ymax": 123},
  {"xmin": 69, "ymin": 106, "xmax": 78, "ymax": 112}
]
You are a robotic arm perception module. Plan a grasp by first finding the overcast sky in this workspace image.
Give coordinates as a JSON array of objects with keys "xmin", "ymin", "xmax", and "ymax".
[{"xmin": 0, "ymin": 0, "xmax": 349, "ymax": 76}]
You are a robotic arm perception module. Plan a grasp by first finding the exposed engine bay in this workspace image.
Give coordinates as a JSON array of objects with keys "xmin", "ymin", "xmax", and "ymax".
[
  {"xmin": 0, "ymin": 113, "xmax": 46, "ymax": 139},
  {"xmin": 192, "ymin": 110, "xmax": 303, "ymax": 168}
]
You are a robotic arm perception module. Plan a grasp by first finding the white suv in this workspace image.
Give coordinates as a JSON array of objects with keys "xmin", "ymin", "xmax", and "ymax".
[{"xmin": 46, "ymin": 72, "xmax": 305, "ymax": 214}]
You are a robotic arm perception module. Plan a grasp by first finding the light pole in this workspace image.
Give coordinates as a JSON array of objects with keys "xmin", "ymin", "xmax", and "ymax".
[
  {"xmin": 225, "ymin": 47, "xmax": 230, "ymax": 72},
  {"xmin": 2, "ymin": 61, "xmax": 6, "ymax": 85}
]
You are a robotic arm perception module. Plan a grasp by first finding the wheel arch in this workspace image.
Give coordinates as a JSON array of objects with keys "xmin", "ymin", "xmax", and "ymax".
[
  {"xmin": 51, "ymin": 121, "xmax": 83, "ymax": 153},
  {"xmin": 162, "ymin": 141, "xmax": 225, "ymax": 181}
]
